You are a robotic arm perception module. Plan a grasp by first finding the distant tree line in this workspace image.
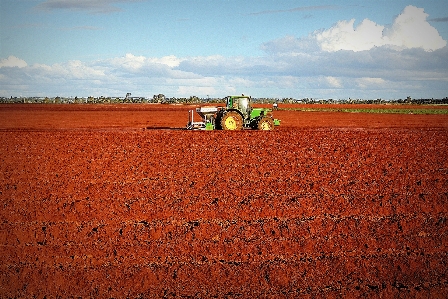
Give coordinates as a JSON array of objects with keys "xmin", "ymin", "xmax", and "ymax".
[{"xmin": 1, "ymin": 95, "xmax": 447, "ymax": 105}]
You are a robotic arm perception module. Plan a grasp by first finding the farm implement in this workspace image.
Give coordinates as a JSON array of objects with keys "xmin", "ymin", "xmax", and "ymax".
[{"xmin": 186, "ymin": 95, "xmax": 280, "ymax": 130}]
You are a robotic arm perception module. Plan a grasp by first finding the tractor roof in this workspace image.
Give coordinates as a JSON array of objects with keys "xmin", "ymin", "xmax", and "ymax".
[{"xmin": 229, "ymin": 95, "xmax": 251, "ymax": 99}]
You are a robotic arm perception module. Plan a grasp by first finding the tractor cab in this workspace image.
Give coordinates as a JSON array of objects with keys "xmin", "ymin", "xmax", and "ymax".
[{"xmin": 226, "ymin": 95, "xmax": 251, "ymax": 120}]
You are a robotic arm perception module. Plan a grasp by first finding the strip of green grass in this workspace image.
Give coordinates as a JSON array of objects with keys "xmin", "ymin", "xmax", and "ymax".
[{"xmin": 279, "ymin": 107, "xmax": 448, "ymax": 114}]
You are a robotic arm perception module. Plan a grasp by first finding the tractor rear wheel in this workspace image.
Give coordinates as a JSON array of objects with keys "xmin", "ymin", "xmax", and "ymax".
[
  {"xmin": 257, "ymin": 116, "xmax": 274, "ymax": 130},
  {"xmin": 221, "ymin": 111, "xmax": 243, "ymax": 130}
]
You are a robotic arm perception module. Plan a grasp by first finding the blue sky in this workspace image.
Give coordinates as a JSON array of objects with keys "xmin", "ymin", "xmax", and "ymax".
[{"xmin": 1, "ymin": 0, "xmax": 448, "ymax": 99}]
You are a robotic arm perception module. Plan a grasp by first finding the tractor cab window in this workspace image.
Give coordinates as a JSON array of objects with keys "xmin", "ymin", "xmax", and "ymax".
[
  {"xmin": 226, "ymin": 97, "xmax": 235, "ymax": 109},
  {"xmin": 239, "ymin": 97, "xmax": 249, "ymax": 114}
]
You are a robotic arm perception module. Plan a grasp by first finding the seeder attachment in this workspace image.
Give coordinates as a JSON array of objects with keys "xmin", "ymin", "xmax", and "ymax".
[{"xmin": 186, "ymin": 106, "xmax": 218, "ymax": 130}]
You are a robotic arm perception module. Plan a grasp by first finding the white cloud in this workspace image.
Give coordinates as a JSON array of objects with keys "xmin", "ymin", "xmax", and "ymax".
[
  {"xmin": 30, "ymin": 60, "xmax": 105, "ymax": 80},
  {"xmin": 110, "ymin": 53, "xmax": 146, "ymax": 71},
  {"xmin": 383, "ymin": 6, "xmax": 447, "ymax": 51},
  {"xmin": 66, "ymin": 60, "xmax": 106, "ymax": 79},
  {"xmin": 151, "ymin": 55, "xmax": 182, "ymax": 68},
  {"xmin": 315, "ymin": 5, "xmax": 446, "ymax": 52},
  {"xmin": 0, "ymin": 56, "xmax": 27, "ymax": 68},
  {"xmin": 326, "ymin": 76, "xmax": 342, "ymax": 88},
  {"xmin": 109, "ymin": 53, "xmax": 182, "ymax": 72},
  {"xmin": 356, "ymin": 77, "xmax": 386, "ymax": 89},
  {"xmin": 316, "ymin": 19, "xmax": 385, "ymax": 52}
]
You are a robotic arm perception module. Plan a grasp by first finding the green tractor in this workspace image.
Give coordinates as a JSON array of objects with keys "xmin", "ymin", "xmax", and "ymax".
[{"xmin": 186, "ymin": 95, "xmax": 280, "ymax": 130}]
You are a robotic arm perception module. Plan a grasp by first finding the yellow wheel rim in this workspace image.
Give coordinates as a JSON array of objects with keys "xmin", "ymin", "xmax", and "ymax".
[
  {"xmin": 260, "ymin": 121, "xmax": 271, "ymax": 130},
  {"xmin": 225, "ymin": 117, "xmax": 237, "ymax": 130}
]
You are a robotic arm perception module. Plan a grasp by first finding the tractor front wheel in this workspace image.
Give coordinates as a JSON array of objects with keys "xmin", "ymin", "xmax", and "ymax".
[
  {"xmin": 221, "ymin": 111, "xmax": 243, "ymax": 130},
  {"xmin": 257, "ymin": 116, "xmax": 274, "ymax": 130}
]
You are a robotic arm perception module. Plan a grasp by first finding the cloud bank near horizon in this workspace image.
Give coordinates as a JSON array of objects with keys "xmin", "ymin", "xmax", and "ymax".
[{"xmin": 1, "ymin": 5, "xmax": 447, "ymax": 99}]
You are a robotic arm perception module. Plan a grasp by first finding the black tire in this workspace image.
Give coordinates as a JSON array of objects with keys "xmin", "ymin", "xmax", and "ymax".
[
  {"xmin": 214, "ymin": 111, "xmax": 223, "ymax": 130},
  {"xmin": 250, "ymin": 118, "xmax": 259, "ymax": 130},
  {"xmin": 257, "ymin": 116, "xmax": 274, "ymax": 130},
  {"xmin": 220, "ymin": 111, "xmax": 243, "ymax": 130}
]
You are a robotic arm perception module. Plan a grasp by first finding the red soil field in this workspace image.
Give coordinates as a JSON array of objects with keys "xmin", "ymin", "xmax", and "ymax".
[{"xmin": 1, "ymin": 104, "xmax": 447, "ymax": 298}]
